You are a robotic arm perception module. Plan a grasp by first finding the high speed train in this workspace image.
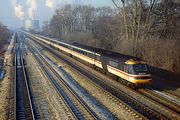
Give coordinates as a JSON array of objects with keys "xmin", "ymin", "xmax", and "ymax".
[{"xmin": 25, "ymin": 32, "xmax": 151, "ymax": 87}]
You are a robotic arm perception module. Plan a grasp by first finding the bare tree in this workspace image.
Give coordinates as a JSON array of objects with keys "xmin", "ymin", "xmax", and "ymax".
[
  {"xmin": 112, "ymin": 0, "xmax": 159, "ymax": 55},
  {"xmin": 0, "ymin": 22, "xmax": 11, "ymax": 50}
]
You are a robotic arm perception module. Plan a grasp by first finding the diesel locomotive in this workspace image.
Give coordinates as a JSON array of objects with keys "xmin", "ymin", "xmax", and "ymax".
[{"xmin": 25, "ymin": 32, "xmax": 151, "ymax": 87}]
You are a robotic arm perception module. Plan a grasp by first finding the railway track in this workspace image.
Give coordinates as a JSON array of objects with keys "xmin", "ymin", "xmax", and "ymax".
[
  {"xmin": 14, "ymin": 39, "xmax": 35, "ymax": 119},
  {"xmin": 8, "ymin": 34, "xmax": 40, "ymax": 120},
  {"xmin": 138, "ymin": 87, "xmax": 180, "ymax": 115},
  {"xmin": 27, "ymin": 39, "xmax": 100, "ymax": 119}
]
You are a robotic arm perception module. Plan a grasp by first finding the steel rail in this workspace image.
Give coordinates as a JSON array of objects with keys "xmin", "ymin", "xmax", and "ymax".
[
  {"xmin": 13, "ymin": 43, "xmax": 17, "ymax": 120},
  {"xmin": 20, "ymin": 45, "xmax": 35, "ymax": 120}
]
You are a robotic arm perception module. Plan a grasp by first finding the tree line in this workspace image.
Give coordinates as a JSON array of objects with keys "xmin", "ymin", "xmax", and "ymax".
[
  {"xmin": 40, "ymin": 0, "xmax": 180, "ymax": 77},
  {"xmin": 0, "ymin": 22, "xmax": 11, "ymax": 48}
]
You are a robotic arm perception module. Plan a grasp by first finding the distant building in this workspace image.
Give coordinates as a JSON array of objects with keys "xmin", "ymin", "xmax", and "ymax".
[
  {"xmin": 33, "ymin": 20, "xmax": 40, "ymax": 30},
  {"xmin": 24, "ymin": 20, "xmax": 33, "ymax": 31},
  {"xmin": 24, "ymin": 19, "xmax": 40, "ymax": 32}
]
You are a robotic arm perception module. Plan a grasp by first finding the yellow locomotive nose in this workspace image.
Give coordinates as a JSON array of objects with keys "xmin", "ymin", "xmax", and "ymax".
[
  {"xmin": 132, "ymin": 75, "xmax": 152, "ymax": 84},
  {"xmin": 133, "ymin": 79, "xmax": 151, "ymax": 84}
]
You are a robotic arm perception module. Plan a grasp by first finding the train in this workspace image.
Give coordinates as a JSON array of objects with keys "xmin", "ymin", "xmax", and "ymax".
[{"xmin": 24, "ymin": 32, "xmax": 151, "ymax": 87}]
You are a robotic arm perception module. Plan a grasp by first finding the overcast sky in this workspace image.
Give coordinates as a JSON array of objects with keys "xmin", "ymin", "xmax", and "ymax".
[{"xmin": 0, "ymin": 0, "xmax": 115, "ymax": 29}]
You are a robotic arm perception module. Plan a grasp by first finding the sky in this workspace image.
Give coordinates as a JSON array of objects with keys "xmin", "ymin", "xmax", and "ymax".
[{"xmin": 0, "ymin": 0, "xmax": 115, "ymax": 29}]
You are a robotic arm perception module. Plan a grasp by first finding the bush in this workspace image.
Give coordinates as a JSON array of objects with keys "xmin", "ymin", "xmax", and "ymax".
[{"xmin": 62, "ymin": 32, "xmax": 100, "ymax": 47}]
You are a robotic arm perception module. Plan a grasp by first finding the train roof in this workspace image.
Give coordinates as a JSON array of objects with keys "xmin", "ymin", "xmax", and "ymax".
[
  {"xmin": 71, "ymin": 42, "xmax": 142, "ymax": 63},
  {"xmin": 34, "ymin": 34, "xmax": 145, "ymax": 64}
]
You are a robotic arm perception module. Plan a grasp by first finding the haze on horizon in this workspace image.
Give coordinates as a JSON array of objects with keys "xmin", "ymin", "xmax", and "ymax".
[{"xmin": 0, "ymin": 0, "xmax": 115, "ymax": 29}]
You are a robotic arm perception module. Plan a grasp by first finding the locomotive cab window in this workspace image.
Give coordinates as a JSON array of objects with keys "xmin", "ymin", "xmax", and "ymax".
[{"xmin": 133, "ymin": 64, "xmax": 148, "ymax": 72}]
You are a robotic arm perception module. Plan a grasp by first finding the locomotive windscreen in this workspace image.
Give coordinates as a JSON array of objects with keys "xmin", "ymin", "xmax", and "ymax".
[{"xmin": 133, "ymin": 64, "xmax": 148, "ymax": 72}]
